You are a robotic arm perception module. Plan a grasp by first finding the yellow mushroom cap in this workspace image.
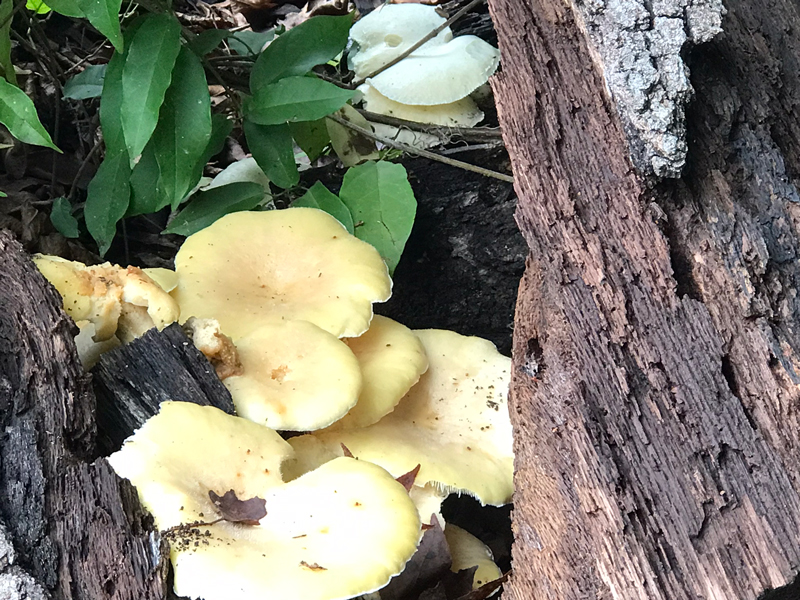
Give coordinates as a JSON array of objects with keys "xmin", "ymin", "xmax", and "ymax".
[
  {"xmin": 409, "ymin": 483, "xmax": 447, "ymax": 528},
  {"xmin": 443, "ymin": 524, "xmax": 502, "ymax": 589},
  {"xmin": 108, "ymin": 402, "xmax": 292, "ymax": 529},
  {"xmin": 288, "ymin": 329, "xmax": 514, "ymax": 506},
  {"xmin": 34, "ymin": 255, "xmax": 179, "ymax": 342},
  {"xmin": 34, "ymin": 255, "xmax": 123, "ymax": 340},
  {"xmin": 327, "ymin": 315, "xmax": 428, "ymax": 430},
  {"xmin": 173, "ymin": 458, "xmax": 420, "ymax": 600},
  {"xmin": 108, "ymin": 402, "xmax": 421, "ymax": 600},
  {"xmin": 143, "ymin": 267, "xmax": 178, "ymax": 293},
  {"xmin": 173, "ymin": 208, "xmax": 392, "ymax": 339},
  {"xmin": 224, "ymin": 320, "xmax": 363, "ymax": 431}
]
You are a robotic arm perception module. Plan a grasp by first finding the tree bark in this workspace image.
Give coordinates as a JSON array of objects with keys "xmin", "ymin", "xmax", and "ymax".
[
  {"xmin": 489, "ymin": 0, "xmax": 800, "ymax": 598},
  {"xmin": 0, "ymin": 231, "xmax": 169, "ymax": 600}
]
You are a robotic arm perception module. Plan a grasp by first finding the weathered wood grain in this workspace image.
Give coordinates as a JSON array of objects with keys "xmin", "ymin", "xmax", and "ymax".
[
  {"xmin": 489, "ymin": 0, "xmax": 800, "ymax": 597},
  {"xmin": 0, "ymin": 230, "xmax": 168, "ymax": 600}
]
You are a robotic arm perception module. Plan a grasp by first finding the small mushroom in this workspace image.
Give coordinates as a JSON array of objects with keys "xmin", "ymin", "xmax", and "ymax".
[
  {"xmin": 143, "ymin": 267, "xmax": 178, "ymax": 293},
  {"xmin": 108, "ymin": 402, "xmax": 422, "ymax": 600},
  {"xmin": 368, "ymin": 35, "xmax": 500, "ymax": 106},
  {"xmin": 359, "ymin": 83, "xmax": 485, "ymax": 127},
  {"xmin": 287, "ymin": 329, "xmax": 513, "ymax": 506},
  {"xmin": 443, "ymin": 524, "xmax": 502, "ymax": 590},
  {"xmin": 224, "ymin": 320, "xmax": 363, "ymax": 431},
  {"xmin": 34, "ymin": 254, "xmax": 179, "ymax": 342},
  {"xmin": 172, "ymin": 208, "xmax": 392, "ymax": 339},
  {"xmin": 327, "ymin": 315, "xmax": 428, "ymax": 430},
  {"xmin": 349, "ymin": 4, "xmax": 453, "ymax": 79}
]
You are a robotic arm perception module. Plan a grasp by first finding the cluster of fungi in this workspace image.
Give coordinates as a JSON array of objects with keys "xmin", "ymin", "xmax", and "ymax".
[{"xmin": 36, "ymin": 207, "xmax": 512, "ymax": 600}]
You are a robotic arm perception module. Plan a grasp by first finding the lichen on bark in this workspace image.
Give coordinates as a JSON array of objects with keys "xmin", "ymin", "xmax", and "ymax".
[{"xmin": 571, "ymin": 0, "xmax": 725, "ymax": 177}]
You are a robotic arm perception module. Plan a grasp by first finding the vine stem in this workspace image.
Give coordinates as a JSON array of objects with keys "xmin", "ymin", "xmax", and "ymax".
[
  {"xmin": 327, "ymin": 113, "xmax": 514, "ymax": 184},
  {"xmin": 351, "ymin": 0, "xmax": 487, "ymax": 87}
]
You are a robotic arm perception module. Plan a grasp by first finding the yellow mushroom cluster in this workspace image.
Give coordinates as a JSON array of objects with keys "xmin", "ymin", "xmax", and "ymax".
[{"xmin": 36, "ymin": 207, "xmax": 513, "ymax": 600}]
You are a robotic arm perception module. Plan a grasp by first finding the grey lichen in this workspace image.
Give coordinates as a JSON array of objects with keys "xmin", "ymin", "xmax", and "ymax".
[
  {"xmin": 571, "ymin": 0, "xmax": 725, "ymax": 177},
  {"xmin": 0, "ymin": 523, "xmax": 49, "ymax": 600}
]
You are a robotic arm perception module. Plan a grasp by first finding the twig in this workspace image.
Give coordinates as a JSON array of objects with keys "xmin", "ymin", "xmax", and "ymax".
[
  {"xmin": 352, "ymin": 0, "xmax": 487, "ymax": 87},
  {"xmin": 439, "ymin": 143, "xmax": 501, "ymax": 155},
  {"xmin": 358, "ymin": 108, "xmax": 503, "ymax": 144},
  {"xmin": 328, "ymin": 113, "xmax": 513, "ymax": 183},
  {"xmin": 180, "ymin": 26, "xmax": 243, "ymax": 112},
  {"xmin": 68, "ymin": 138, "xmax": 102, "ymax": 200}
]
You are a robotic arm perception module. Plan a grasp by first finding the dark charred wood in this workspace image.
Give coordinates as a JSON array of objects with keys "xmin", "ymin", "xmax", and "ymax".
[
  {"xmin": 0, "ymin": 230, "xmax": 168, "ymax": 600},
  {"xmin": 382, "ymin": 150, "xmax": 526, "ymax": 356},
  {"xmin": 92, "ymin": 324, "xmax": 236, "ymax": 455}
]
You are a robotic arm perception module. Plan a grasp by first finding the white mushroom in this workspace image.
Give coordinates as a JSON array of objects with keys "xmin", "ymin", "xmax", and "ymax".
[
  {"xmin": 359, "ymin": 83, "xmax": 484, "ymax": 127},
  {"xmin": 349, "ymin": 4, "xmax": 453, "ymax": 79},
  {"xmin": 368, "ymin": 35, "xmax": 500, "ymax": 106}
]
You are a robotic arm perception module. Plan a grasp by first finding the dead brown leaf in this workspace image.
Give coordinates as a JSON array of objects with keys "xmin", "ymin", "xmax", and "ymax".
[{"xmin": 208, "ymin": 489, "xmax": 267, "ymax": 525}]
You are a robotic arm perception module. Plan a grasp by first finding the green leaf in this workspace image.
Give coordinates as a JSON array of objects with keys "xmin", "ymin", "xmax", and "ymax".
[
  {"xmin": 163, "ymin": 182, "xmax": 264, "ymax": 236},
  {"xmin": 127, "ymin": 141, "xmax": 163, "ymax": 217},
  {"xmin": 50, "ymin": 197, "xmax": 80, "ymax": 238},
  {"xmin": 120, "ymin": 13, "xmax": 181, "ymax": 165},
  {"xmin": 229, "ymin": 30, "xmax": 273, "ymax": 57},
  {"xmin": 99, "ymin": 47, "xmax": 125, "ymax": 157},
  {"xmin": 26, "ymin": 0, "xmax": 51, "ymax": 13},
  {"xmin": 188, "ymin": 29, "xmax": 232, "ymax": 56},
  {"xmin": 63, "ymin": 64, "xmax": 106, "ymax": 100},
  {"xmin": 293, "ymin": 181, "xmax": 353, "ymax": 233},
  {"xmin": 197, "ymin": 114, "xmax": 232, "ymax": 167},
  {"xmin": 44, "ymin": 0, "xmax": 84, "ymax": 17},
  {"xmin": 250, "ymin": 15, "xmax": 351, "ymax": 92},
  {"xmin": 0, "ymin": 78, "xmax": 60, "ymax": 151},
  {"xmin": 76, "ymin": 0, "xmax": 122, "ymax": 51},
  {"xmin": 152, "ymin": 47, "xmax": 212, "ymax": 210},
  {"xmin": 289, "ymin": 119, "xmax": 329, "ymax": 161},
  {"xmin": 326, "ymin": 104, "xmax": 379, "ymax": 167},
  {"xmin": 0, "ymin": 0, "xmax": 16, "ymax": 86},
  {"xmin": 338, "ymin": 161, "xmax": 416, "ymax": 273},
  {"xmin": 84, "ymin": 151, "xmax": 131, "ymax": 255},
  {"xmin": 243, "ymin": 119, "xmax": 298, "ymax": 189},
  {"xmin": 246, "ymin": 76, "xmax": 353, "ymax": 125}
]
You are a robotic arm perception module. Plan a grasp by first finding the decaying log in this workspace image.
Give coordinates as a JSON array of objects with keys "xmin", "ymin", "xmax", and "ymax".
[
  {"xmin": 384, "ymin": 150, "xmax": 525, "ymax": 355},
  {"xmin": 490, "ymin": 0, "xmax": 800, "ymax": 598},
  {"xmin": 93, "ymin": 324, "xmax": 236, "ymax": 455},
  {"xmin": 0, "ymin": 230, "xmax": 169, "ymax": 600}
]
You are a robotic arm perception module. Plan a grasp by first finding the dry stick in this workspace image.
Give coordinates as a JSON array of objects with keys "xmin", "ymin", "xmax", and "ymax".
[
  {"xmin": 351, "ymin": 0, "xmax": 487, "ymax": 87},
  {"xmin": 68, "ymin": 138, "xmax": 102, "ymax": 200},
  {"xmin": 358, "ymin": 108, "xmax": 503, "ymax": 144},
  {"xmin": 328, "ymin": 113, "xmax": 514, "ymax": 183}
]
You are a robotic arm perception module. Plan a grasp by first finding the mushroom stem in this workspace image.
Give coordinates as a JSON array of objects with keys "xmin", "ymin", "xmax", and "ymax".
[
  {"xmin": 352, "ymin": 0, "xmax": 488, "ymax": 86},
  {"xmin": 327, "ymin": 113, "xmax": 514, "ymax": 183}
]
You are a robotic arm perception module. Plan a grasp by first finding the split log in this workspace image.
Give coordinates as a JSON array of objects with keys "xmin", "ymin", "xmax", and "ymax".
[
  {"xmin": 0, "ymin": 230, "xmax": 169, "ymax": 599},
  {"xmin": 93, "ymin": 323, "xmax": 236, "ymax": 455},
  {"xmin": 489, "ymin": 0, "xmax": 800, "ymax": 598}
]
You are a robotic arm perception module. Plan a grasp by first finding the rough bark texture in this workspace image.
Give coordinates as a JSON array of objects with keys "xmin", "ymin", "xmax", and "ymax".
[
  {"xmin": 93, "ymin": 323, "xmax": 236, "ymax": 455},
  {"xmin": 489, "ymin": 0, "xmax": 800, "ymax": 598},
  {"xmin": 0, "ymin": 230, "xmax": 168, "ymax": 600}
]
